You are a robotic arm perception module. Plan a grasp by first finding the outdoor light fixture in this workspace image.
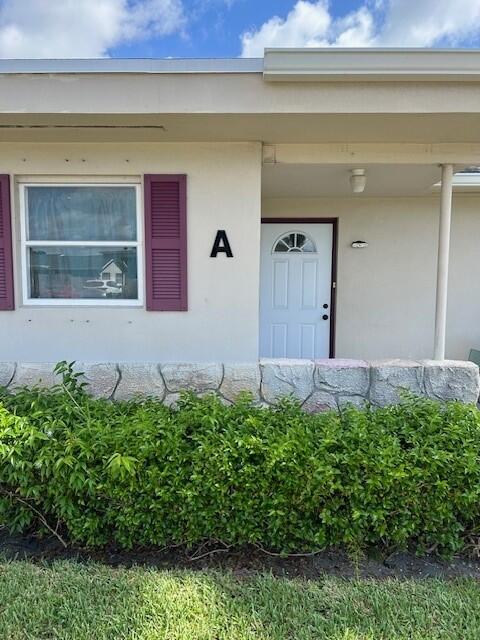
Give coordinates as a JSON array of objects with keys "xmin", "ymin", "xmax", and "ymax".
[
  {"xmin": 349, "ymin": 168, "xmax": 367, "ymax": 193},
  {"xmin": 351, "ymin": 240, "xmax": 368, "ymax": 248}
]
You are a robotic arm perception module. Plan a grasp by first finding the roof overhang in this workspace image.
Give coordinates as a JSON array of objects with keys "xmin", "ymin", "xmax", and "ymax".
[
  {"xmin": 0, "ymin": 57, "xmax": 263, "ymax": 75},
  {"xmin": 264, "ymin": 48, "xmax": 480, "ymax": 82},
  {"xmin": 2, "ymin": 49, "xmax": 480, "ymax": 82},
  {"xmin": 0, "ymin": 50, "xmax": 480, "ymax": 146}
]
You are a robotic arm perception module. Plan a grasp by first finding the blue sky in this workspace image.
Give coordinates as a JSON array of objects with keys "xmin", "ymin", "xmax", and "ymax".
[
  {"xmin": 111, "ymin": 1, "xmax": 360, "ymax": 58},
  {"xmin": 0, "ymin": 1, "xmax": 479, "ymax": 59}
]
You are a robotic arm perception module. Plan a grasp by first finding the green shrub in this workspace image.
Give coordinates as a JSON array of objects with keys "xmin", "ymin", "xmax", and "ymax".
[{"xmin": 1, "ymin": 362, "xmax": 480, "ymax": 553}]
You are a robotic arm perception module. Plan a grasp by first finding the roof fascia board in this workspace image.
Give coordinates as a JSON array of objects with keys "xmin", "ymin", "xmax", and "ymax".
[
  {"xmin": 1, "ymin": 50, "xmax": 480, "ymax": 81},
  {"xmin": 0, "ymin": 58, "xmax": 263, "ymax": 75},
  {"xmin": 264, "ymin": 48, "xmax": 480, "ymax": 82}
]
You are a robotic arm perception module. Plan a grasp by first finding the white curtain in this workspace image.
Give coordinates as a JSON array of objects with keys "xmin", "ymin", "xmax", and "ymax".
[{"xmin": 27, "ymin": 186, "xmax": 137, "ymax": 241}]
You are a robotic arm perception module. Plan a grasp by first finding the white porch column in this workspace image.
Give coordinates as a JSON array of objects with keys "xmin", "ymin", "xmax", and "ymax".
[{"xmin": 433, "ymin": 163, "xmax": 454, "ymax": 360}]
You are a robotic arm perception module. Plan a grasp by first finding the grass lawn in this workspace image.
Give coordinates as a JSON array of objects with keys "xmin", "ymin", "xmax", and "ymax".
[{"xmin": 0, "ymin": 559, "xmax": 479, "ymax": 639}]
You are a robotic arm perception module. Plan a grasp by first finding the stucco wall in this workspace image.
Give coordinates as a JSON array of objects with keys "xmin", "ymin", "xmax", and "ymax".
[
  {"xmin": 0, "ymin": 142, "xmax": 262, "ymax": 363},
  {"xmin": 2, "ymin": 142, "xmax": 479, "ymax": 364},
  {"xmin": 262, "ymin": 195, "xmax": 480, "ymax": 361}
]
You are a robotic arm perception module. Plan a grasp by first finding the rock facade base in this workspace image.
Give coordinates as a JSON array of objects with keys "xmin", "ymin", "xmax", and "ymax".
[{"xmin": 0, "ymin": 359, "xmax": 478, "ymax": 409}]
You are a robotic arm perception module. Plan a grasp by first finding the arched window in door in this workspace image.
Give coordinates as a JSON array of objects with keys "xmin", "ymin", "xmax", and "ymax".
[{"xmin": 273, "ymin": 231, "xmax": 316, "ymax": 253}]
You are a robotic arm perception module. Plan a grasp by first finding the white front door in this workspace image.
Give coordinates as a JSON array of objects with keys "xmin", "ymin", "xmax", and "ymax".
[{"xmin": 259, "ymin": 222, "xmax": 334, "ymax": 359}]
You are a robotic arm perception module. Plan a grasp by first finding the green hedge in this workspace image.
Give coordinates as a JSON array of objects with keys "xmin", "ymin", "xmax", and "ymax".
[{"xmin": 1, "ymin": 363, "xmax": 480, "ymax": 553}]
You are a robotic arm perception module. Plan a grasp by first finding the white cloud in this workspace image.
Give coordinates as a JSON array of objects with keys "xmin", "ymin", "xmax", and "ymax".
[
  {"xmin": 241, "ymin": 1, "xmax": 331, "ymax": 56},
  {"xmin": 378, "ymin": 0, "xmax": 480, "ymax": 46},
  {"xmin": 0, "ymin": 0, "xmax": 185, "ymax": 58},
  {"xmin": 333, "ymin": 7, "xmax": 375, "ymax": 47},
  {"xmin": 241, "ymin": 0, "xmax": 480, "ymax": 57}
]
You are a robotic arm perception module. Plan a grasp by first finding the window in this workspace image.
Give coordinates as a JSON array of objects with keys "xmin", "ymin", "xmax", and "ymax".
[
  {"xmin": 273, "ymin": 232, "xmax": 316, "ymax": 253},
  {"xmin": 20, "ymin": 183, "xmax": 143, "ymax": 306}
]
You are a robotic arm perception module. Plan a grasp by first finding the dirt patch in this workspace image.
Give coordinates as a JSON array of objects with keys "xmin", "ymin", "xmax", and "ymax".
[{"xmin": 1, "ymin": 532, "xmax": 479, "ymax": 580}]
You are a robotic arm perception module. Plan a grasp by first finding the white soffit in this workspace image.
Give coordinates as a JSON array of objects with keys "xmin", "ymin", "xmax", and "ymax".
[
  {"xmin": 262, "ymin": 164, "xmax": 442, "ymax": 198},
  {"xmin": 263, "ymin": 48, "xmax": 480, "ymax": 82}
]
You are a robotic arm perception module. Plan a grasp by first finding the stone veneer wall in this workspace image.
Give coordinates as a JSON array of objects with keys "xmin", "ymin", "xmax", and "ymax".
[{"xmin": 0, "ymin": 359, "xmax": 478, "ymax": 409}]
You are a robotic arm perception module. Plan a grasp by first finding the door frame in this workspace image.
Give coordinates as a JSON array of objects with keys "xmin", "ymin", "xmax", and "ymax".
[{"xmin": 260, "ymin": 217, "xmax": 338, "ymax": 358}]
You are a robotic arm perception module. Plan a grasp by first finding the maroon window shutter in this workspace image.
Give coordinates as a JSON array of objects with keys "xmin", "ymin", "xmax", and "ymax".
[
  {"xmin": 0, "ymin": 175, "xmax": 14, "ymax": 310},
  {"xmin": 144, "ymin": 175, "xmax": 187, "ymax": 311}
]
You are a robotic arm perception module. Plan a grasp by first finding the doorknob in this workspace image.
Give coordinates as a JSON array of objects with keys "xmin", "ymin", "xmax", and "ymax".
[{"xmin": 322, "ymin": 314, "xmax": 329, "ymax": 320}]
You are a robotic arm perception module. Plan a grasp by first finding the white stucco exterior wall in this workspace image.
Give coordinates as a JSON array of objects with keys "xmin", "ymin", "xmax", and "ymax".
[
  {"xmin": 2, "ymin": 142, "xmax": 479, "ymax": 364},
  {"xmin": 262, "ymin": 195, "xmax": 480, "ymax": 361},
  {"xmin": 0, "ymin": 142, "xmax": 262, "ymax": 363}
]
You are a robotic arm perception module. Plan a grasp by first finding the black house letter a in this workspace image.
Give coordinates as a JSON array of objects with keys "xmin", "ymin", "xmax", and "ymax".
[{"xmin": 210, "ymin": 230, "xmax": 233, "ymax": 257}]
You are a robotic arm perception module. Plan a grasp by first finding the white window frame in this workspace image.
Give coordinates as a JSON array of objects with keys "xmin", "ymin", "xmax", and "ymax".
[
  {"xmin": 272, "ymin": 230, "xmax": 318, "ymax": 254},
  {"xmin": 19, "ymin": 181, "xmax": 144, "ymax": 307}
]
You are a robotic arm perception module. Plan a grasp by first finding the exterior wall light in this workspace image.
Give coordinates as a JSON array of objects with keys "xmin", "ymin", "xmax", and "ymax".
[
  {"xmin": 351, "ymin": 240, "xmax": 368, "ymax": 248},
  {"xmin": 350, "ymin": 168, "xmax": 367, "ymax": 193}
]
